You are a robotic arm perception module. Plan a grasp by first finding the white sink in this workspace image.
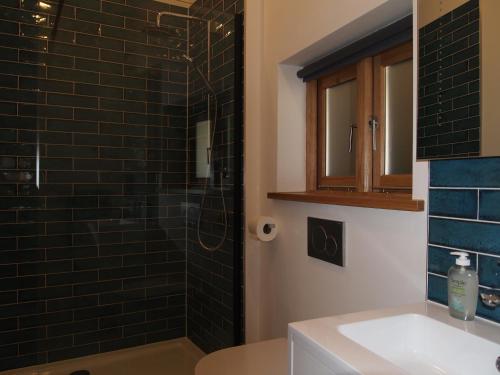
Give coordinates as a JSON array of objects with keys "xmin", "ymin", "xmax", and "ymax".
[
  {"xmin": 289, "ymin": 303, "xmax": 500, "ymax": 375},
  {"xmin": 338, "ymin": 313, "xmax": 500, "ymax": 375}
]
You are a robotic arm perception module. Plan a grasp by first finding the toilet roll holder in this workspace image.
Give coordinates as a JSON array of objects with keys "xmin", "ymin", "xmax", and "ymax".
[{"xmin": 262, "ymin": 223, "xmax": 276, "ymax": 235}]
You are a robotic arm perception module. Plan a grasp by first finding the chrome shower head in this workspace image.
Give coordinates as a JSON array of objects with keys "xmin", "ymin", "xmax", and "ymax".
[{"xmin": 156, "ymin": 11, "xmax": 204, "ymax": 27}]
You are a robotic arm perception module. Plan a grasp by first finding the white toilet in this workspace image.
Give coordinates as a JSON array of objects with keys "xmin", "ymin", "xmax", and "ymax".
[{"xmin": 195, "ymin": 338, "xmax": 287, "ymax": 375}]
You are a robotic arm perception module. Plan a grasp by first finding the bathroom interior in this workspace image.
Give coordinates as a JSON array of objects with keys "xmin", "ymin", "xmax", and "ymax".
[{"xmin": 0, "ymin": 0, "xmax": 499, "ymax": 374}]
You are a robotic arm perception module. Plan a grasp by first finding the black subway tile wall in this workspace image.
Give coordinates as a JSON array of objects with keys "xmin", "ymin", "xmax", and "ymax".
[
  {"xmin": 418, "ymin": 0, "xmax": 480, "ymax": 159},
  {"xmin": 186, "ymin": 0, "xmax": 243, "ymax": 353},
  {"xmin": 0, "ymin": 0, "xmax": 189, "ymax": 370}
]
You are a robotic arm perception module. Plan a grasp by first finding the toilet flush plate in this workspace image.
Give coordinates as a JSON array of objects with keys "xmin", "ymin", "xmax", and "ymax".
[{"xmin": 307, "ymin": 217, "xmax": 345, "ymax": 267}]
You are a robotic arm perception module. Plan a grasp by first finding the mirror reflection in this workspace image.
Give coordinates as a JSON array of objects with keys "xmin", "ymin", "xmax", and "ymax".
[{"xmin": 417, "ymin": 0, "xmax": 500, "ymax": 160}]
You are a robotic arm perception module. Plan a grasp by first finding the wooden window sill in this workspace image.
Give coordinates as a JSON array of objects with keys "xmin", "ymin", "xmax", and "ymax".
[{"xmin": 267, "ymin": 191, "xmax": 424, "ymax": 212}]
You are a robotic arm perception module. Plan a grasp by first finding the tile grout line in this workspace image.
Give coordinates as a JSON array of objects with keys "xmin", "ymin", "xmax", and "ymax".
[
  {"xmin": 428, "ymin": 271, "xmax": 499, "ymax": 292},
  {"xmin": 428, "ymin": 243, "xmax": 500, "ymax": 259},
  {"xmin": 429, "ymin": 214, "xmax": 500, "ymax": 225},
  {"xmin": 429, "ymin": 186, "xmax": 500, "ymax": 190},
  {"xmin": 476, "ymin": 188, "xmax": 479, "ymax": 220}
]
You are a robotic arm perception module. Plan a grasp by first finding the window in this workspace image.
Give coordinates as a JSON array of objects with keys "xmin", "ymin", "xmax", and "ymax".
[
  {"xmin": 307, "ymin": 42, "xmax": 413, "ymax": 193},
  {"xmin": 269, "ymin": 17, "xmax": 423, "ymax": 211}
]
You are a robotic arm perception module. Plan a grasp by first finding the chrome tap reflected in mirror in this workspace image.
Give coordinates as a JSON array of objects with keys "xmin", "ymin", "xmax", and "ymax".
[
  {"xmin": 480, "ymin": 259, "xmax": 500, "ymax": 308},
  {"xmin": 480, "ymin": 291, "xmax": 500, "ymax": 308}
]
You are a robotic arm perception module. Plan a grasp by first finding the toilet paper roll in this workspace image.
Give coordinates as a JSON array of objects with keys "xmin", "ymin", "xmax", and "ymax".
[{"xmin": 249, "ymin": 216, "xmax": 278, "ymax": 242}]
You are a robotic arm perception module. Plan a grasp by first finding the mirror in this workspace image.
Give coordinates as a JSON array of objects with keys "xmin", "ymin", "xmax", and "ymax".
[{"xmin": 417, "ymin": 0, "xmax": 500, "ymax": 160}]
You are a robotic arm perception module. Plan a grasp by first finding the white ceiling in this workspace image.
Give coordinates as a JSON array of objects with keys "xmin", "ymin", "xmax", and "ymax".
[{"xmin": 154, "ymin": 0, "xmax": 196, "ymax": 8}]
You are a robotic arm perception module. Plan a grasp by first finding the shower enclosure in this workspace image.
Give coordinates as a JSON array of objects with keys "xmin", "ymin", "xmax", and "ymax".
[{"xmin": 0, "ymin": 0, "xmax": 243, "ymax": 371}]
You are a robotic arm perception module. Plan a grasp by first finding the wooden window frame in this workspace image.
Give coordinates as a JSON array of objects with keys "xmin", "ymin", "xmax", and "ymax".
[
  {"xmin": 307, "ymin": 43, "xmax": 413, "ymax": 193},
  {"xmin": 373, "ymin": 41, "xmax": 413, "ymax": 189}
]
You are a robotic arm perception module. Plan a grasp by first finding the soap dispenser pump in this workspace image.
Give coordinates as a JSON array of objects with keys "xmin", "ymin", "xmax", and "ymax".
[{"xmin": 448, "ymin": 251, "xmax": 478, "ymax": 321}]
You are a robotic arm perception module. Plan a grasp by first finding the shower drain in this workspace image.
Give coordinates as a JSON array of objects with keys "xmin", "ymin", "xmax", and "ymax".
[{"xmin": 70, "ymin": 371, "xmax": 90, "ymax": 375}]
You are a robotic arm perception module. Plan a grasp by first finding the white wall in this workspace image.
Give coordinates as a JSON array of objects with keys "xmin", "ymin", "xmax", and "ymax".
[{"xmin": 244, "ymin": 0, "xmax": 429, "ymax": 342}]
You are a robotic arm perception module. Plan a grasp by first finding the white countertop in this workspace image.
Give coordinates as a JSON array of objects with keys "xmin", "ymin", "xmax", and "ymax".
[{"xmin": 289, "ymin": 302, "xmax": 500, "ymax": 375}]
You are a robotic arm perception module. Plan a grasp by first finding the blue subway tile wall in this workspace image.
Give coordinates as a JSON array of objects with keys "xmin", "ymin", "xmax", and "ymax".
[
  {"xmin": 428, "ymin": 158, "xmax": 500, "ymax": 324},
  {"xmin": 429, "ymin": 218, "xmax": 500, "ymax": 256},
  {"xmin": 478, "ymin": 190, "xmax": 500, "ymax": 221},
  {"xmin": 430, "ymin": 157, "xmax": 500, "ymax": 187},
  {"xmin": 428, "ymin": 245, "xmax": 477, "ymax": 276},
  {"xmin": 428, "ymin": 189, "xmax": 477, "ymax": 219},
  {"xmin": 428, "ymin": 273, "xmax": 448, "ymax": 305},
  {"xmin": 478, "ymin": 255, "xmax": 500, "ymax": 288}
]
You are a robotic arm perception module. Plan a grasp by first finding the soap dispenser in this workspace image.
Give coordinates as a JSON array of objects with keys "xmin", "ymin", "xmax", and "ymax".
[{"xmin": 448, "ymin": 252, "xmax": 478, "ymax": 321}]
